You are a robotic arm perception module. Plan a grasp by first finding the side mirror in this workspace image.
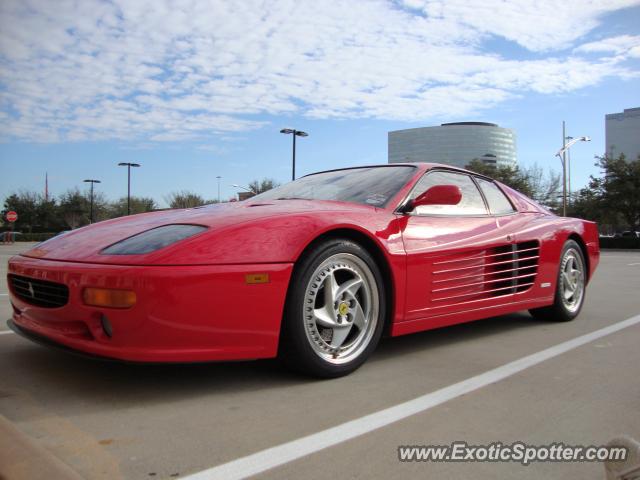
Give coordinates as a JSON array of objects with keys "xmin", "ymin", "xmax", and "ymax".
[{"xmin": 403, "ymin": 184, "xmax": 462, "ymax": 212}]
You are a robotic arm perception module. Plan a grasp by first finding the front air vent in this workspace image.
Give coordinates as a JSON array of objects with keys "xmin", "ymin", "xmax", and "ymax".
[
  {"xmin": 8, "ymin": 274, "xmax": 69, "ymax": 308},
  {"xmin": 429, "ymin": 241, "xmax": 540, "ymax": 305}
]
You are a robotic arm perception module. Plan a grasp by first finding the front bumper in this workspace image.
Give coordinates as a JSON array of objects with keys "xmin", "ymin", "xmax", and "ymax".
[
  {"xmin": 7, "ymin": 256, "xmax": 293, "ymax": 362},
  {"xmin": 7, "ymin": 319, "xmax": 122, "ymax": 362}
]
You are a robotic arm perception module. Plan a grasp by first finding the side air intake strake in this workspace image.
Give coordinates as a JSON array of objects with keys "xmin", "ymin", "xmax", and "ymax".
[{"xmin": 429, "ymin": 241, "xmax": 540, "ymax": 305}]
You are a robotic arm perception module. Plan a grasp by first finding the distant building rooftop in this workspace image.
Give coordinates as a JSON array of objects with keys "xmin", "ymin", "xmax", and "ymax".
[
  {"xmin": 441, "ymin": 122, "xmax": 498, "ymax": 127},
  {"xmin": 605, "ymin": 107, "xmax": 640, "ymax": 120}
]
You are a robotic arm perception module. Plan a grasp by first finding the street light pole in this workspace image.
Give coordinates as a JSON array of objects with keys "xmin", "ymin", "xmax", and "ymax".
[
  {"xmin": 117, "ymin": 162, "xmax": 141, "ymax": 215},
  {"xmin": 555, "ymin": 127, "xmax": 590, "ymax": 216},
  {"xmin": 562, "ymin": 121, "xmax": 566, "ymax": 217},
  {"xmin": 216, "ymin": 176, "xmax": 222, "ymax": 203},
  {"xmin": 565, "ymin": 135, "xmax": 573, "ymax": 205},
  {"xmin": 83, "ymin": 179, "xmax": 101, "ymax": 224},
  {"xmin": 280, "ymin": 128, "xmax": 309, "ymax": 181}
]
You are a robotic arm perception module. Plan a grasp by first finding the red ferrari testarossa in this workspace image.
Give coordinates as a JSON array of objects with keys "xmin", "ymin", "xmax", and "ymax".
[{"xmin": 7, "ymin": 164, "xmax": 599, "ymax": 377}]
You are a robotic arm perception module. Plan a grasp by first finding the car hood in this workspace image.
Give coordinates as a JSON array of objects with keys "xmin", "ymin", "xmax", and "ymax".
[{"xmin": 20, "ymin": 200, "xmax": 379, "ymax": 265}]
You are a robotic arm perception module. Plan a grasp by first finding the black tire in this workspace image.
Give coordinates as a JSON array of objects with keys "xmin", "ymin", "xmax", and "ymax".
[
  {"xmin": 279, "ymin": 238, "xmax": 386, "ymax": 378},
  {"xmin": 529, "ymin": 239, "xmax": 586, "ymax": 322}
]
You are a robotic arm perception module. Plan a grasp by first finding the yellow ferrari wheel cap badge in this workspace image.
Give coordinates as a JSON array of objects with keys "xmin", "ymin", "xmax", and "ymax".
[{"xmin": 338, "ymin": 302, "xmax": 349, "ymax": 316}]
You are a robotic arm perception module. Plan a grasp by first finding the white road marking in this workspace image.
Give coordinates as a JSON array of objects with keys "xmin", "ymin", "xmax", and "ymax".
[
  {"xmin": 0, "ymin": 330, "xmax": 14, "ymax": 335},
  {"xmin": 628, "ymin": 262, "xmax": 640, "ymax": 266},
  {"xmin": 181, "ymin": 314, "xmax": 640, "ymax": 480},
  {"xmin": 0, "ymin": 293, "xmax": 8, "ymax": 296}
]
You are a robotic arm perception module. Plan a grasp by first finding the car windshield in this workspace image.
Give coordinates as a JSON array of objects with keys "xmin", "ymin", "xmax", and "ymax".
[{"xmin": 251, "ymin": 166, "xmax": 416, "ymax": 207}]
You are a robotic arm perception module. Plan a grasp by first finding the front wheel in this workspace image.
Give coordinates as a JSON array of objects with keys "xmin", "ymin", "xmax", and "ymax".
[
  {"xmin": 280, "ymin": 239, "xmax": 386, "ymax": 378},
  {"xmin": 529, "ymin": 239, "xmax": 586, "ymax": 322}
]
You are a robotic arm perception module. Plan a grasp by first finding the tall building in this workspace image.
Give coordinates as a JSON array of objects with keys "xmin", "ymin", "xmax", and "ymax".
[
  {"xmin": 605, "ymin": 107, "xmax": 640, "ymax": 160},
  {"xmin": 388, "ymin": 122, "xmax": 517, "ymax": 168}
]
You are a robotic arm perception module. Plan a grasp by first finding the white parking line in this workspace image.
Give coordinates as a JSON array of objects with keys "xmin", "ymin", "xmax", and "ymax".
[
  {"xmin": 0, "ymin": 331, "xmax": 14, "ymax": 335},
  {"xmin": 181, "ymin": 314, "xmax": 640, "ymax": 480},
  {"xmin": 629, "ymin": 262, "xmax": 640, "ymax": 266},
  {"xmin": 0, "ymin": 293, "xmax": 8, "ymax": 296}
]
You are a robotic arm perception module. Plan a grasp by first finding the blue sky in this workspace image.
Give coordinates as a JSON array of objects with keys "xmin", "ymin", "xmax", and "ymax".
[{"xmin": 1, "ymin": 0, "xmax": 639, "ymax": 207}]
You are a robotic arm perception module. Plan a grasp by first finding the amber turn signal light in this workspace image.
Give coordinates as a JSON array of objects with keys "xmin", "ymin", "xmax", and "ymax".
[
  {"xmin": 245, "ymin": 273, "xmax": 269, "ymax": 284},
  {"xmin": 83, "ymin": 288, "xmax": 137, "ymax": 309}
]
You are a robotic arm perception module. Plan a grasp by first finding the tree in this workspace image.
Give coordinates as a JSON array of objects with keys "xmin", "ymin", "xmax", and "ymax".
[
  {"xmin": 165, "ymin": 191, "xmax": 206, "ymax": 209},
  {"xmin": 87, "ymin": 191, "xmax": 110, "ymax": 222},
  {"xmin": 58, "ymin": 189, "xmax": 90, "ymax": 229},
  {"xmin": 568, "ymin": 186, "xmax": 612, "ymax": 231},
  {"xmin": 109, "ymin": 196, "xmax": 157, "ymax": 217},
  {"xmin": 573, "ymin": 154, "xmax": 640, "ymax": 231},
  {"xmin": 2, "ymin": 190, "xmax": 42, "ymax": 233},
  {"xmin": 465, "ymin": 160, "xmax": 561, "ymax": 210},
  {"xmin": 248, "ymin": 178, "xmax": 280, "ymax": 194},
  {"xmin": 520, "ymin": 163, "xmax": 561, "ymax": 210},
  {"xmin": 36, "ymin": 198, "xmax": 64, "ymax": 232},
  {"xmin": 465, "ymin": 160, "xmax": 533, "ymax": 197}
]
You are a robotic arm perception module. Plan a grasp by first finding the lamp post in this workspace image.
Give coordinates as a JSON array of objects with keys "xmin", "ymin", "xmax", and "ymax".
[
  {"xmin": 565, "ymin": 135, "xmax": 573, "ymax": 204},
  {"xmin": 117, "ymin": 162, "xmax": 141, "ymax": 215},
  {"xmin": 83, "ymin": 179, "xmax": 101, "ymax": 224},
  {"xmin": 555, "ymin": 123, "xmax": 590, "ymax": 216},
  {"xmin": 216, "ymin": 176, "xmax": 222, "ymax": 203},
  {"xmin": 280, "ymin": 128, "xmax": 308, "ymax": 181}
]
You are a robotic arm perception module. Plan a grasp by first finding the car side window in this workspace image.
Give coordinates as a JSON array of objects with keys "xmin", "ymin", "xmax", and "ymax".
[
  {"xmin": 475, "ymin": 178, "xmax": 516, "ymax": 215},
  {"xmin": 408, "ymin": 170, "xmax": 488, "ymax": 215}
]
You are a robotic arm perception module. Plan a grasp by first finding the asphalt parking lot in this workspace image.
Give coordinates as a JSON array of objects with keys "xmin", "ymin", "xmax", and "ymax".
[{"xmin": 1, "ymin": 243, "xmax": 639, "ymax": 479}]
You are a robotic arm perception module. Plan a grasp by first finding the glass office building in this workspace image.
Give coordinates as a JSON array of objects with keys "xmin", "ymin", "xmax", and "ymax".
[
  {"xmin": 388, "ymin": 122, "xmax": 517, "ymax": 168},
  {"xmin": 605, "ymin": 107, "xmax": 640, "ymax": 160}
]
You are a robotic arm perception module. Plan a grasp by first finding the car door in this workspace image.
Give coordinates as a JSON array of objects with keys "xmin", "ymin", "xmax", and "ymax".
[{"xmin": 399, "ymin": 170, "xmax": 516, "ymax": 322}]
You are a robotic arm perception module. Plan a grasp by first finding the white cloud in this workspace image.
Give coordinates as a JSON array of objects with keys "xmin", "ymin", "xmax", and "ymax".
[
  {"xmin": 575, "ymin": 35, "xmax": 640, "ymax": 58},
  {"xmin": 0, "ymin": 0, "xmax": 638, "ymax": 143},
  {"xmin": 402, "ymin": 0, "xmax": 640, "ymax": 52}
]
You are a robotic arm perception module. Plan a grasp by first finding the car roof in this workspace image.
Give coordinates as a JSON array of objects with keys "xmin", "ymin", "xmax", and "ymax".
[{"xmin": 303, "ymin": 162, "xmax": 490, "ymax": 179}]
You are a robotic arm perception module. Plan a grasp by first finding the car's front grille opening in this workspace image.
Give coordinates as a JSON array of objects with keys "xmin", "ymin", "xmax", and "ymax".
[{"xmin": 8, "ymin": 274, "xmax": 69, "ymax": 308}]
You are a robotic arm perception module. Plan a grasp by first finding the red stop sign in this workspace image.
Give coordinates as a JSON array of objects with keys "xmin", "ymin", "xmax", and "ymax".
[{"xmin": 6, "ymin": 211, "xmax": 17, "ymax": 222}]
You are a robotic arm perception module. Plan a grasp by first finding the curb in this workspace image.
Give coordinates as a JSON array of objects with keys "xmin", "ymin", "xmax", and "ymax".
[{"xmin": 0, "ymin": 415, "xmax": 83, "ymax": 480}]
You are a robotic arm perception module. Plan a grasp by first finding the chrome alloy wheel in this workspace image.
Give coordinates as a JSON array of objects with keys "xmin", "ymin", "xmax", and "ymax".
[
  {"xmin": 303, "ymin": 253, "xmax": 379, "ymax": 365},
  {"xmin": 560, "ymin": 247, "xmax": 585, "ymax": 313}
]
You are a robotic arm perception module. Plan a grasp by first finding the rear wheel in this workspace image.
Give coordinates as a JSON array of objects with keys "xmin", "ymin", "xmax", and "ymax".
[
  {"xmin": 280, "ymin": 239, "xmax": 386, "ymax": 378},
  {"xmin": 529, "ymin": 239, "xmax": 586, "ymax": 322}
]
